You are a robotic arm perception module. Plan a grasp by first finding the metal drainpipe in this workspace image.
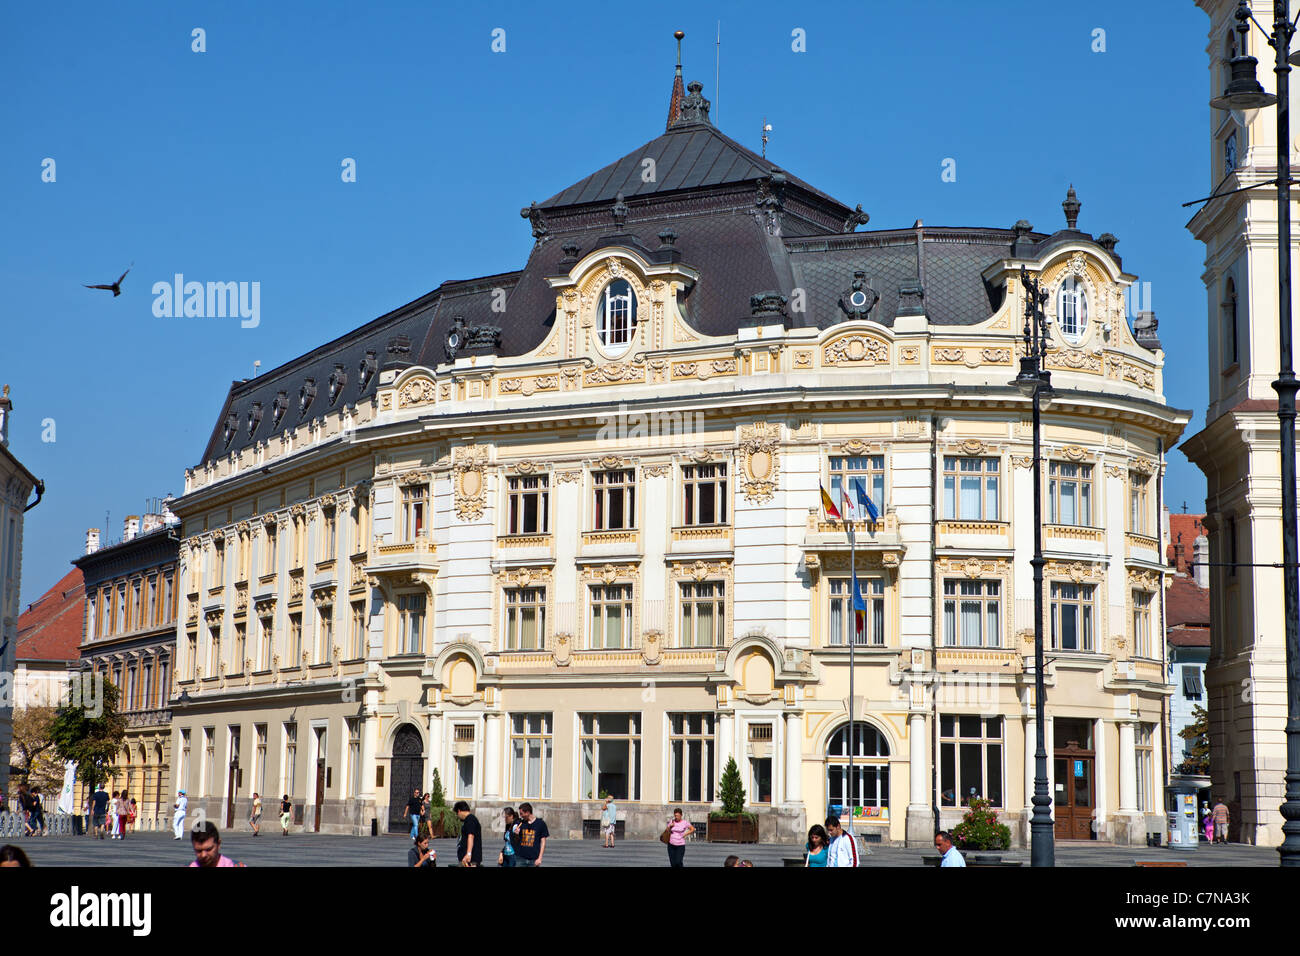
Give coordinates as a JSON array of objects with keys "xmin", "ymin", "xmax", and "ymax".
[{"xmin": 931, "ymin": 414, "xmax": 940, "ymax": 834}]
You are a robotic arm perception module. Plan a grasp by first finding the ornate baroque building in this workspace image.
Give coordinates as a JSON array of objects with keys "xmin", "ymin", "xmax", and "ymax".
[
  {"xmin": 74, "ymin": 510, "xmax": 179, "ymax": 828},
  {"xmin": 0, "ymin": 385, "xmax": 43, "ymax": 800},
  {"xmin": 1182, "ymin": 0, "xmax": 1299, "ymax": 846},
  {"xmin": 170, "ymin": 65, "xmax": 1188, "ymax": 845}
]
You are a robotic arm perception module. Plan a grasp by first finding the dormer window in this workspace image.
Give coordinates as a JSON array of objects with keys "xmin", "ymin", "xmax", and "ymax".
[
  {"xmin": 358, "ymin": 350, "xmax": 378, "ymax": 391},
  {"xmin": 1057, "ymin": 277, "xmax": 1088, "ymax": 344},
  {"xmin": 299, "ymin": 379, "xmax": 317, "ymax": 418},
  {"xmin": 247, "ymin": 402, "xmax": 263, "ymax": 437},
  {"xmin": 271, "ymin": 391, "xmax": 288, "ymax": 428},
  {"xmin": 223, "ymin": 412, "xmax": 238, "ymax": 446},
  {"xmin": 597, "ymin": 280, "xmax": 636, "ymax": 356},
  {"xmin": 328, "ymin": 364, "xmax": 347, "ymax": 405}
]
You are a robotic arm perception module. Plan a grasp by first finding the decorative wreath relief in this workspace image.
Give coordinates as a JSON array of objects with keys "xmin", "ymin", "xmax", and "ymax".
[{"xmin": 738, "ymin": 422, "xmax": 781, "ymax": 503}]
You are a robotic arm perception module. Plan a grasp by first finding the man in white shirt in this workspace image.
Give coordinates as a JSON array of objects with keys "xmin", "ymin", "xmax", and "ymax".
[
  {"xmin": 172, "ymin": 790, "xmax": 188, "ymax": 840},
  {"xmin": 825, "ymin": 815, "xmax": 860, "ymax": 867},
  {"xmin": 935, "ymin": 830, "xmax": 966, "ymax": 867}
]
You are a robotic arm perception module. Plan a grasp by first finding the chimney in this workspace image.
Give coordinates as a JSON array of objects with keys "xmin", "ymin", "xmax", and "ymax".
[
  {"xmin": 141, "ymin": 513, "xmax": 163, "ymax": 534},
  {"xmin": 1173, "ymin": 539, "xmax": 1185, "ymax": 572},
  {"xmin": 85, "ymin": 528, "xmax": 100, "ymax": 555},
  {"xmin": 123, "ymin": 515, "xmax": 140, "ymax": 541},
  {"xmin": 1193, "ymin": 535, "xmax": 1210, "ymax": 589},
  {"xmin": 162, "ymin": 494, "xmax": 180, "ymax": 527}
]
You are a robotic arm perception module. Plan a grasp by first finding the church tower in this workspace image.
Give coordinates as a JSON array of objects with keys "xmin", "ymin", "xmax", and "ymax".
[{"xmin": 1182, "ymin": 0, "xmax": 1300, "ymax": 846}]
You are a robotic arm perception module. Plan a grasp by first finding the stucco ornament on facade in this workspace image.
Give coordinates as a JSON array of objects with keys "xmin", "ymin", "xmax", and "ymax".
[
  {"xmin": 452, "ymin": 445, "xmax": 488, "ymax": 521},
  {"xmin": 823, "ymin": 333, "xmax": 889, "ymax": 366},
  {"xmin": 398, "ymin": 376, "xmax": 437, "ymax": 408},
  {"xmin": 738, "ymin": 422, "xmax": 781, "ymax": 503}
]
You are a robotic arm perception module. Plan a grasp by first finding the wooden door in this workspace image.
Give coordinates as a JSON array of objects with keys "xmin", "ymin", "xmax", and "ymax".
[
  {"xmin": 1053, "ymin": 750, "xmax": 1094, "ymax": 840},
  {"xmin": 314, "ymin": 760, "xmax": 326, "ymax": 832},
  {"xmin": 226, "ymin": 762, "xmax": 238, "ymax": 829}
]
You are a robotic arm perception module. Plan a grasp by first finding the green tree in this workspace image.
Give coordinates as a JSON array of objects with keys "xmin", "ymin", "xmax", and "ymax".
[
  {"xmin": 1177, "ymin": 704, "xmax": 1210, "ymax": 775},
  {"xmin": 717, "ymin": 756, "xmax": 746, "ymax": 816},
  {"xmin": 426, "ymin": 768, "xmax": 459, "ymax": 837},
  {"xmin": 48, "ymin": 680, "xmax": 126, "ymax": 794},
  {"xmin": 11, "ymin": 706, "xmax": 65, "ymax": 792}
]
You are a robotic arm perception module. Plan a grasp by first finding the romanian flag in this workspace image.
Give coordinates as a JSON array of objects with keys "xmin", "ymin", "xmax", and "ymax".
[
  {"xmin": 852, "ymin": 573, "xmax": 868, "ymax": 635},
  {"xmin": 819, "ymin": 484, "xmax": 842, "ymax": 521},
  {"xmin": 853, "ymin": 478, "xmax": 880, "ymax": 525}
]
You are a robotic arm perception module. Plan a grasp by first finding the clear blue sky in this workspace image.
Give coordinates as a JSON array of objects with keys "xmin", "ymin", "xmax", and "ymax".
[{"xmin": 3, "ymin": 0, "xmax": 1215, "ymax": 606}]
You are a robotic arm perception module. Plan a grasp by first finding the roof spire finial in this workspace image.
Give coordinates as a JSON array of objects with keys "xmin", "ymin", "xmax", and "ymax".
[
  {"xmin": 667, "ymin": 30, "xmax": 686, "ymax": 130},
  {"xmin": 1062, "ymin": 184, "xmax": 1081, "ymax": 230}
]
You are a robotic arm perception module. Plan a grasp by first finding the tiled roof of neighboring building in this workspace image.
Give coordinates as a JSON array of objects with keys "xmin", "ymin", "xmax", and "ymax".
[
  {"xmin": 1166, "ymin": 574, "xmax": 1210, "ymax": 631},
  {"xmin": 15, "ymin": 567, "xmax": 84, "ymax": 662}
]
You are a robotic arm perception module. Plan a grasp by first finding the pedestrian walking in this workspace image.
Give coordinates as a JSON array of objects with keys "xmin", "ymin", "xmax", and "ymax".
[
  {"xmin": 249, "ymin": 793, "xmax": 263, "ymax": 835},
  {"xmin": 513, "ymin": 802, "xmax": 549, "ymax": 867},
  {"xmin": 279, "ymin": 794, "xmax": 292, "ymax": 835},
  {"xmin": 28, "ymin": 787, "xmax": 47, "ymax": 837},
  {"xmin": 663, "ymin": 807, "xmax": 695, "ymax": 867},
  {"xmin": 188, "ymin": 822, "xmax": 245, "ymax": 867},
  {"xmin": 405, "ymin": 788, "xmax": 423, "ymax": 841},
  {"xmin": 408, "ymin": 831, "xmax": 436, "ymax": 868},
  {"xmin": 497, "ymin": 807, "xmax": 519, "ymax": 867},
  {"xmin": 935, "ymin": 830, "xmax": 966, "ymax": 867},
  {"xmin": 825, "ymin": 816, "xmax": 860, "ymax": 867},
  {"xmin": 108, "ymin": 791, "xmax": 121, "ymax": 839},
  {"xmin": 16, "ymin": 784, "xmax": 35, "ymax": 837},
  {"xmin": 601, "ymin": 796, "xmax": 618, "ymax": 848},
  {"xmin": 805, "ymin": 825, "xmax": 830, "ymax": 867},
  {"xmin": 91, "ymin": 784, "xmax": 110, "ymax": 839},
  {"xmin": 1202, "ymin": 804, "xmax": 1214, "ymax": 843},
  {"xmin": 453, "ymin": 800, "xmax": 482, "ymax": 866},
  {"xmin": 1212, "ymin": 798, "xmax": 1230, "ymax": 844},
  {"xmin": 128, "ymin": 797, "xmax": 137, "ymax": 833},
  {"xmin": 117, "ymin": 792, "xmax": 131, "ymax": 839},
  {"xmin": 171, "ymin": 790, "xmax": 188, "ymax": 840}
]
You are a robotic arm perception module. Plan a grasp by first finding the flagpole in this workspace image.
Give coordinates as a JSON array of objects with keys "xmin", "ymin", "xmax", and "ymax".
[{"xmin": 847, "ymin": 510, "xmax": 856, "ymax": 845}]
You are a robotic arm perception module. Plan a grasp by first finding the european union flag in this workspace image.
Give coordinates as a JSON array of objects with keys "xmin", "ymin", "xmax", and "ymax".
[{"xmin": 852, "ymin": 478, "xmax": 879, "ymax": 524}]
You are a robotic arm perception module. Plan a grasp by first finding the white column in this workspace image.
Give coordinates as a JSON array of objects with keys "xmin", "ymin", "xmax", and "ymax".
[
  {"xmin": 908, "ymin": 713, "xmax": 927, "ymax": 808},
  {"xmin": 785, "ymin": 712, "xmax": 803, "ymax": 805},
  {"xmin": 1118, "ymin": 721, "xmax": 1138, "ymax": 812},
  {"xmin": 483, "ymin": 713, "xmax": 502, "ymax": 799},
  {"xmin": 427, "ymin": 712, "xmax": 443, "ymax": 793},
  {"xmin": 718, "ymin": 713, "xmax": 734, "ymax": 781}
]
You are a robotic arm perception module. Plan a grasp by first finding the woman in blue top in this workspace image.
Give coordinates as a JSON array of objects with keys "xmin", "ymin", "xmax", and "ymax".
[
  {"xmin": 498, "ymin": 806, "xmax": 519, "ymax": 867},
  {"xmin": 805, "ymin": 824, "xmax": 830, "ymax": 867}
]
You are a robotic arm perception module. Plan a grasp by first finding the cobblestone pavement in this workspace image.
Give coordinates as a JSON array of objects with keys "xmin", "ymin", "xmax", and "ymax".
[{"xmin": 4, "ymin": 830, "xmax": 1281, "ymax": 867}]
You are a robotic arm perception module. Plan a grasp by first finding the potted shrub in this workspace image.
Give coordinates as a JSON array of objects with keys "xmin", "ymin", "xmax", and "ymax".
[
  {"xmin": 426, "ymin": 769, "xmax": 460, "ymax": 839},
  {"xmin": 951, "ymin": 797, "xmax": 1010, "ymax": 864},
  {"xmin": 708, "ymin": 757, "xmax": 758, "ymax": 843}
]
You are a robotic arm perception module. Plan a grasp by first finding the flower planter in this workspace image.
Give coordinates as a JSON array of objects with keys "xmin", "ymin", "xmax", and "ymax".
[{"xmin": 707, "ymin": 816, "xmax": 758, "ymax": 843}]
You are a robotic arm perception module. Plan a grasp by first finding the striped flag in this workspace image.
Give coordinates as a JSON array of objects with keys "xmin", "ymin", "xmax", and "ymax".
[
  {"xmin": 819, "ymin": 484, "xmax": 842, "ymax": 521},
  {"xmin": 852, "ymin": 573, "xmax": 868, "ymax": 635}
]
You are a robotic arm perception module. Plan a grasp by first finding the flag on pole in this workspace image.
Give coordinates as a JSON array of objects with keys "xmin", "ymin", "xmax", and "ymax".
[
  {"xmin": 852, "ymin": 478, "xmax": 880, "ymax": 525},
  {"xmin": 840, "ymin": 484, "xmax": 857, "ymax": 522},
  {"xmin": 852, "ymin": 573, "xmax": 868, "ymax": 636},
  {"xmin": 819, "ymin": 484, "xmax": 842, "ymax": 521},
  {"xmin": 57, "ymin": 761, "xmax": 77, "ymax": 815}
]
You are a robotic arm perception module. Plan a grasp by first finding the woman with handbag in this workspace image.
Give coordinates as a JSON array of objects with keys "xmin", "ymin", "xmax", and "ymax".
[{"xmin": 663, "ymin": 808, "xmax": 695, "ymax": 867}]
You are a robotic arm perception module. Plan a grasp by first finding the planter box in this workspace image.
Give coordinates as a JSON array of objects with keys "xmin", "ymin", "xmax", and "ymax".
[{"xmin": 707, "ymin": 816, "xmax": 758, "ymax": 843}]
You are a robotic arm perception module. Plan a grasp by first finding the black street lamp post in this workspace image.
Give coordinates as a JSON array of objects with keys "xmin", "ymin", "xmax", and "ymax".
[
  {"xmin": 1209, "ymin": 0, "xmax": 1300, "ymax": 866},
  {"xmin": 1015, "ymin": 265, "xmax": 1055, "ymax": 868}
]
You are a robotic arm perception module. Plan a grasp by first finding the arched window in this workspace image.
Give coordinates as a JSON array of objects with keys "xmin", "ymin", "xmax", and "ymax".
[
  {"xmin": 1222, "ymin": 277, "xmax": 1239, "ymax": 367},
  {"xmin": 825, "ymin": 722, "xmax": 890, "ymax": 819},
  {"xmin": 1057, "ymin": 277, "xmax": 1088, "ymax": 343},
  {"xmin": 597, "ymin": 280, "xmax": 636, "ymax": 355}
]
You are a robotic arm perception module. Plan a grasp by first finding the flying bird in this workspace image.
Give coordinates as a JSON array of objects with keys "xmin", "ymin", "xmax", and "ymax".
[{"xmin": 84, "ymin": 263, "xmax": 132, "ymax": 297}]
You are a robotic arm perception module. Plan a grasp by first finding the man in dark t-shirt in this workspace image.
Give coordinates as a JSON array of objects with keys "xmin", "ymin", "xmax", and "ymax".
[
  {"xmin": 90, "ymin": 785, "xmax": 110, "ymax": 839},
  {"xmin": 454, "ymin": 801, "xmax": 482, "ymax": 866},
  {"xmin": 405, "ymin": 789, "xmax": 423, "ymax": 841},
  {"xmin": 514, "ymin": 802, "xmax": 549, "ymax": 867}
]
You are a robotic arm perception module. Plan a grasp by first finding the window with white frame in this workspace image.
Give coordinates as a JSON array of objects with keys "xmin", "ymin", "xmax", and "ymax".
[
  {"xmin": 1057, "ymin": 276, "xmax": 1088, "ymax": 343},
  {"xmin": 207, "ymin": 622, "xmax": 221, "ymax": 676},
  {"xmin": 255, "ymin": 724, "xmax": 268, "ymax": 796},
  {"xmin": 179, "ymin": 730, "xmax": 191, "ymax": 794},
  {"xmin": 346, "ymin": 718, "xmax": 361, "ymax": 797},
  {"xmin": 1129, "ymin": 472, "xmax": 1150, "ymax": 534},
  {"xmin": 943, "ymin": 457, "xmax": 1000, "ymax": 521},
  {"xmin": 186, "ymin": 632, "xmax": 197, "ymax": 679},
  {"xmin": 288, "ymin": 612, "xmax": 303, "ymax": 665},
  {"xmin": 828, "ymin": 455, "xmax": 886, "ymax": 513},
  {"xmin": 679, "ymin": 581, "xmax": 724, "ymax": 647},
  {"xmin": 163, "ymin": 572, "xmax": 175, "ymax": 623},
  {"xmin": 147, "ymin": 576, "xmax": 158, "ymax": 628},
  {"xmin": 1222, "ymin": 277, "xmax": 1239, "ymax": 368},
  {"xmin": 1136, "ymin": 723, "xmax": 1154, "ymax": 812},
  {"xmin": 292, "ymin": 515, "xmax": 305, "ymax": 568},
  {"xmin": 396, "ymin": 593, "xmax": 425, "ymax": 655},
  {"xmin": 258, "ymin": 615, "xmax": 273, "ymax": 670},
  {"xmin": 352, "ymin": 498, "xmax": 368, "ymax": 555},
  {"xmin": 506, "ymin": 475, "xmax": 549, "ymax": 535},
  {"xmin": 670, "ymin": 714, "xmax": 715, "ymax": 803},
  {"xmin": 504, "ymin": 587, "xmax": 546, "ymax": 650},
  {"xmin": 828, "ymin": 577, "xmax": 885, "ymax": 646},
  {"xmin": 283, "ymin": 723, "xmax": 298, "ymax": 797},
  {"xmin": 203, "ymin": 727, "xmax": 215, "ymax": 796},
  {"xmin": 942, "ymin": 580, "xmax": 1001, "ymax": 647},
  {"xmin": 592, "ymin": 469, "xmax": 636, "ymax": 530},
  {"xmin": 681, "ymin": 463, "xmax": 728, "ymax": 525},
  {"xmin": 233, "ymin": 622, "xmax": 246, "ymax": 673},
  {"xmin": 939, "ymin": 715, "xmax": 1004, "ymax": 807},
  {"xmin": 589, "ymin": 584, "xmax": 634, "ymax": 649},
  {"xmin": 350, "ymin": 602, "xmax": 366, "ymax": 659},
  {"xmin": 1048, "ymin": 461, "xmax": 1093, "ymax": 526},
  {"xmin": 142, "ymin": 661, "xmax": 153, "ymax": 710},
  {"xmin": 1051, "ymin": 582, "xmax": 1095, "ymax": 651},
  {"xmin": 580, "ymin": 713, "xmax": 640, "ymax": 801},
  {"xmin": 510, "ymin": 714, "xmax": 553, "ymax": 799},
  {"xmin": 213, "ymin": 538, "xmax": 225, "ymax": 587},
  {"xmin": 316, "ymin": 605, "xmax": 332, "ymax": 663},
  {"xmin": 400, "ymin": 485, "xmax": 426, "ymax": 541},
  {"xmin": 263, "ymin": 522, "xmax": 277, "ymax": 574},
  {"xmin": 597, "ymin": 279, "xmax": 636, "ymax": 355},
  {"xmin": 321, "ymin": 507, "xmax": 337, "ymax": 562},
  {"xmin": 87, "ymin": 593, "xmax": 97, "ymax": 640},
  {"xmin": 115, "ymin": 584, "xmax": 127, "ymax": 633},
  {"xmin": 157, "ymin": 658, "xmax": 170, "ymax": 708},
  {"xmin": 1132, "ymin": 591, "xmax": 1153, "ymax": 658}
]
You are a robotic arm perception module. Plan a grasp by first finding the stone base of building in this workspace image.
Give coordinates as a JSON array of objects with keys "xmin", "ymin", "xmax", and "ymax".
[
  {"xmin": 1107, "ymin": 810, "xmax": 1146, "ymax": 846},
  {"xmin": 905, "ymin": 805, "xmax": 935, "ymax": 847}
]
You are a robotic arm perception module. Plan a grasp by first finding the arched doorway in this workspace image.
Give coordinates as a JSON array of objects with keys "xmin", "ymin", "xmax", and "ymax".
[
  {"xmin": 387, "ymin": 724, "xmax": 424, "ymax": 834},
  {"xmin": 825, "ymin": 722, "xmax": 891, "ymax": 823}
]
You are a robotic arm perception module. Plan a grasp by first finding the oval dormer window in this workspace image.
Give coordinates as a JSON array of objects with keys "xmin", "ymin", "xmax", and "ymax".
[
  {"xmin": 597, "ymin": 280, "xmax": 636, "ymax": 356},
  {"xmin": 1057, "ymin": 277, "xmax": 1088, "ymax": 344}
]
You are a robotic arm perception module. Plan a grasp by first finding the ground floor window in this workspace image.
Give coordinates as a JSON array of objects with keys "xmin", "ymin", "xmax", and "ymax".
[
  {"xmin": 750, "ymin": 757, "xmax": 773, "ymax": 804},
  {"xmin": 1135, "ymin": 723, "xmax": 1154, "ymax": 812},
  {"xmin": 669, "ymin": 714, "xmax": 715, "ymax": 803},
  {"xmin": 510, "ymin": 713, "xmax": 553, "ymax": 799},
  {"xmin": 825, "ymin": 722, "xmax": 890, "ymax": 817},
  {"xmin": 940, "ymin": 715, "xmax": 1003, "ymax": 807},
  {"xmin": 580, "ymin": 713, "xmax": 641, "ymax": 801}
]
